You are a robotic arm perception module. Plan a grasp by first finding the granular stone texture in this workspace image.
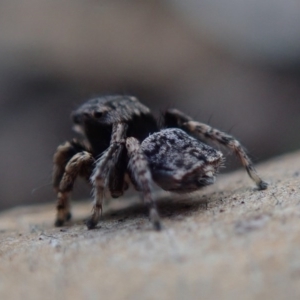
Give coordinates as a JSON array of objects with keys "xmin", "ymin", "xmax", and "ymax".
[{"xmin": 0, "ymin": 151, "xmax": 300, "ymax": 300}]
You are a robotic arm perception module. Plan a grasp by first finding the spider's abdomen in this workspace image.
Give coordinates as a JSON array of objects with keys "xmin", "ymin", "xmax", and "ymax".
[{"xmin": 141, "ymin": 128, "xmax": 223, "ymax": 193}]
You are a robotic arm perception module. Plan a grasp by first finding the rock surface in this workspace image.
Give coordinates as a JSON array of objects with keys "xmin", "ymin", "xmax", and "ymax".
[{"xmin": 0, "ymin": 151, "xmax": 300, "ymax": 300}]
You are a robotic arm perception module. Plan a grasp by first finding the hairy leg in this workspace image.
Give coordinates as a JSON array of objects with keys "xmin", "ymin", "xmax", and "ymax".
[
  {"xmin": 126, "ymin": 137, "xmax": 161, "ymax": 230},
  {"xmin": 86, "ymin": 123, "xmax": 128, "ymax": 229},
  {"xmin": 53, "ymin": 139, "xmax": 88, "ymax": 191},
  {"xmin": 53, "ymin": 140, "xmax": 94, "ymax": 226},
  {"xmin": 164, "ymin": 109, "xmax": 267, "ymax": 190}
]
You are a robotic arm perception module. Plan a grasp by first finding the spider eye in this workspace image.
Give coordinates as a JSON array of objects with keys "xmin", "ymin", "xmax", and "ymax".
[{"xmin": 94, "ymin": 111, "xmax": 103, "ymax": 118}]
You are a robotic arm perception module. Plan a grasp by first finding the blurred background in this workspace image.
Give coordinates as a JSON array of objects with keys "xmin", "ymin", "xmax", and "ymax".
[{"xmin": 0, "ymin": 0, "xmax": 299, "ymax": 211}]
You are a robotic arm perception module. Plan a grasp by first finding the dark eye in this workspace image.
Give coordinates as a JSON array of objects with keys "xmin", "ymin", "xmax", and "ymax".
[{"xmin": 94, "ymin": 111, "xmax": 103, "ymax": 118}]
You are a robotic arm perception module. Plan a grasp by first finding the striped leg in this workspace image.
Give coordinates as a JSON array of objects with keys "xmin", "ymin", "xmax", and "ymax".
[
  {"xmin": 126, "ymin": 137, "xmax": 161, "ymax": 230},
  {"xmin": 165, "ymin": 109, "xmax": 268, "ymax": 190},
  {"xmin": 53, "ymin": 142, "xmax": 94, "ymax": 226},
  {"xmin": 86, "ymin": 123, "xmax": 128, "ymax": 229}
]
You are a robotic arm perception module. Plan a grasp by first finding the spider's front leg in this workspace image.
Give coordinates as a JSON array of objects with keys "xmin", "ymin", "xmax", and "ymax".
[
  {"xmin": 53, "ymin": 140, "xmax": 94, "ymax": 226},
  {"xmin": 165, "ymin": 109, "xmax": 268, "ymax": 190},
  {"xmin": 126, "ymin": 137, "xmax": 161, "ymax": 231},
  {"xmin": 86, "ymin": 123, "xmax": 128, "ymax": 229}
]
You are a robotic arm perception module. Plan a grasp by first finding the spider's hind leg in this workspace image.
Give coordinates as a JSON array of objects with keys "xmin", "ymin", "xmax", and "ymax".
[
  {"xmin": 53, "ymin": 140, "xmax": 94, "ymax": 226},
  {"xmin": 126, "ymin": 137, "xmax": 161, "ymax": 231},
  {"xmin": 164, "ymin": 109, "xmax": 267, "ymax": 190}
]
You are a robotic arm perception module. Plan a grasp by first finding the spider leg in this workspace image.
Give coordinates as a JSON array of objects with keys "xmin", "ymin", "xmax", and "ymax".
[
  {"xmin": 126, "ymin": 137, "xmax": 161, "ymax": 231},
  {"xmin": 53, "ymin": 140, "xmax": 88, "ymax": 190},
  {"xmin": 53, "ymin": 140, "xmax": 94, "ymax": 226},
  {"xmin": 164, "ymin": 109, "xmax": 268, "ymax": 190},
  {"xmin": 86, "ymin": 123, "xmax": 127, "ymax": 229}
]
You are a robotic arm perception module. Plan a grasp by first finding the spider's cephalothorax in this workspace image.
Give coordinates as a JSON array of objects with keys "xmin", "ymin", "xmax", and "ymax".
[{"xmin": 53, "ymin": 95, "xmax": 267, "ymax": 230}]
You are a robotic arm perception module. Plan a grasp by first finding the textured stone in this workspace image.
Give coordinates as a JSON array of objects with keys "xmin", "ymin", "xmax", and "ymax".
[{"xmin": 0, "ymin": 151, "xmax": 300, "ymax": 300}]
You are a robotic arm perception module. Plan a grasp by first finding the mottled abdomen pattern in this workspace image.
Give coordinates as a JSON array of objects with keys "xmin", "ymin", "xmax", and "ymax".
[{"xmin": 141, "ymin": 128, "xmax": 223, "ymax": 192}]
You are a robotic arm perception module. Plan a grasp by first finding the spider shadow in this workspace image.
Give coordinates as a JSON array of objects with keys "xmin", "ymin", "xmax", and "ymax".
[{"xmin": 96, "ymin": 192, "xmax": 218, "ymax": 224}]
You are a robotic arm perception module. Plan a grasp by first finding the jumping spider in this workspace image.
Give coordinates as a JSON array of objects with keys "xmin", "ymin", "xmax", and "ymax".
[{"xmin": 53, "ymin": 95, "xmax": 267, "ymax": 230}]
